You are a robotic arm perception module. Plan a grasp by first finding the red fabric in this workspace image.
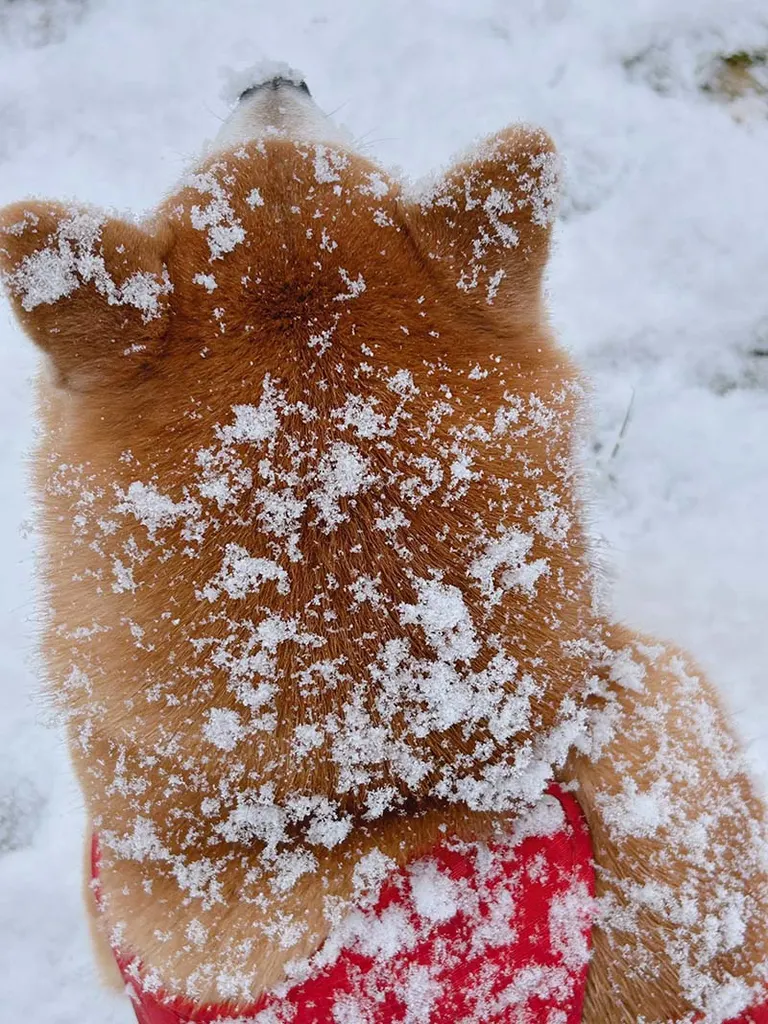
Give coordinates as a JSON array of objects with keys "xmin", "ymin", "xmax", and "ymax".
[
  {"xmin": 92, "ymin": 786, "xmax": 594, "ymax": 1023},
  {"xmin": 723, "ymin": 1006, "xmax": 768, "ymax": 1024},
  {"xmin": 89, "ymin": 787, "xmax": 766, "ymax": 1024}
]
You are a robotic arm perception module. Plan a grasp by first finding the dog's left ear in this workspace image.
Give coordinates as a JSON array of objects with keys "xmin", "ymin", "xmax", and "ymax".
[
  {"xmin": 0, "ymin": 201, "xmax": 173, "ymax": 391},
  {"xmin": 403, "ymin": 126, "xmax": 560, "ymax": 321}
]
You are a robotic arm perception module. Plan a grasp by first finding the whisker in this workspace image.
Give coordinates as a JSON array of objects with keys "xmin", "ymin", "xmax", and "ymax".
[
  {"xmin": 325, "ymin": 99, "xmax": 350, "ymax": 119},
  {"xmin": 204, "ymin": 101, "xmax": 228, "ymax": 125},
  {"xmin": 356, "ymin": 136, "xmax": 398, "ymax": 152}
]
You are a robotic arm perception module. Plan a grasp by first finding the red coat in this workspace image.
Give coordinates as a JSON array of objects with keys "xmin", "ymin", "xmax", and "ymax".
[{"xmin": 91, "ymin": 788, "xmax": 767, "ymax": 1024}]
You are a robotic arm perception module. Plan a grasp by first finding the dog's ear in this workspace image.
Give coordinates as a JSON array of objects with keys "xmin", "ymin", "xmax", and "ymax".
[
  {"xmin": 0, "ymin": 201, "xmax": 173, "ymax": 391},
  {"xmin": 403, "ymin": 126, "xmax": 560, "ymax": 321}
]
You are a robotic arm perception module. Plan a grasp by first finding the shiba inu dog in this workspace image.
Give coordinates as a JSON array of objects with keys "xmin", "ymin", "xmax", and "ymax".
[{"xmin": 1, "ymin": 69, "xmax": 766, "ymax": 1024}]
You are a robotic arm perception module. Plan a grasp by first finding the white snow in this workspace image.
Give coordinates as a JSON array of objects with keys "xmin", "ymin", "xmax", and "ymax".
[
  {"xmin": 202, "ymin": 707, "xmax": 246, "ymax": 752},
  {"xmin": 187, "ymin": 168, "xmax": 246, "ymax": 261},
  {"xmin": 1, "ymin": 1, "xmax": 768, "ymax": 1022},
  {"xmin": 408, "ymin": 860, "xmax": 460, "ymax": 925},
  {"xmin": 219, "ymin": 60, "xmax": 307, "ymax": 107}
]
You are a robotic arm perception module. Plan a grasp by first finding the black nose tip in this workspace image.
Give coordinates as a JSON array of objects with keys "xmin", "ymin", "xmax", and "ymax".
[{"xmin": 239, "ymin": 77, "xmax": 311, "ymax": 102}]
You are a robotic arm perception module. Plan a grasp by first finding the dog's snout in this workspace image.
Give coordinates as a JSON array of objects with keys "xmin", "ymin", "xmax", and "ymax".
[
  {"xmin": 214, "ymin": 64, "xmax": 345, "ymax": 151},
  {"xmin": 239, "ymin": 77, "xmax": 311, "ymax": 103}
]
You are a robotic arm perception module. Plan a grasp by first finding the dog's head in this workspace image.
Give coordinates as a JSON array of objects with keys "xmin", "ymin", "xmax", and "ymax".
[{"xmin": 0, "ymin": 73, "xmax": 597, "ymax": 874}]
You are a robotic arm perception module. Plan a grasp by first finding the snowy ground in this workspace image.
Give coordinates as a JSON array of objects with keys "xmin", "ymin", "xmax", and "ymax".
[{"xmin": 1, "ymin": 1, "xmax": 767, "ymax": 1020}]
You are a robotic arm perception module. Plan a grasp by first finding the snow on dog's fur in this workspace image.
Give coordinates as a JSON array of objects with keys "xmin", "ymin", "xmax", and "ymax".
[{"xmin": 0, "ymin": 76, "xmax": 766, "ymax": 1022}]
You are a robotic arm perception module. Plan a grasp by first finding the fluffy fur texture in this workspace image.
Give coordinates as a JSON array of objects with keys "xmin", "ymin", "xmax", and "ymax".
[{"xmin": 1, "ymin": 116, "xmax": 766, "ymax": 1023}]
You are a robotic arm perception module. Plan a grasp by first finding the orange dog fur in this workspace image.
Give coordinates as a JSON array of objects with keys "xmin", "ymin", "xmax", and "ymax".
[{"xmin": 1, "ymin": 102, "xmax": 767, "ymax": 1023}]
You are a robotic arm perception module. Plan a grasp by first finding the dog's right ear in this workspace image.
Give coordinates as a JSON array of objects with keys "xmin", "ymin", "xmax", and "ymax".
[
  {"xmin": 403, "ymin": 126, "xmax": 560, "ymax": 323},
  {"xmin": 0, "ymin": 201, "xmax": 173, "ymax": 391}
]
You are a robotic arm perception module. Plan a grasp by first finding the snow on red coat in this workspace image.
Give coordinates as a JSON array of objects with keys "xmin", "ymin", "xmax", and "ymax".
[{"xmin": 91, "ymin": 787, "xmax": 767, "ymax": 1024}]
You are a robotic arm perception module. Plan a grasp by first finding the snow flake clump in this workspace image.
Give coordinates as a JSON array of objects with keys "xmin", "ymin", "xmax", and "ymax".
[
  {"xmin": 193, "ymin": 272, "xmax": 217, "ymax": 292},
  {"xmin": 313, "ymin": 145, "xmax": 349, "ymax": 185},
  {"xmin": 4, "ymin": 208, "xmax": 172, "ymax": 318},
  {"xmin": 202, "ymin": 708, "xmax": 245, "ymax": 752},
  {"xmin": 399, "ymin": 579, "xmax": 478, "ymax": 664},
  {"xmin": 187, "ymin": 168, "xmax": 246, "ymax": 261},
  {"xmin": 408, "ymin": 860, "xmax": 460, "ymax": 924},
  {"xmin": 469, "ymin": 527, "xmax": 549, "ymax": 604},
  {"xmin": 333, "ymin": 267, "xmax": 366, "ymax": 302},
  {"xmin": 199, "ymin": 544, "xmax": 289, "ymax": 602},
  {"xmin": 115, "ymin": 481, "xmax": 200, "ymax": 541},
  {"xmin": 310, "ymin": 442, "xmax": 374, "ymax": 530}
]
